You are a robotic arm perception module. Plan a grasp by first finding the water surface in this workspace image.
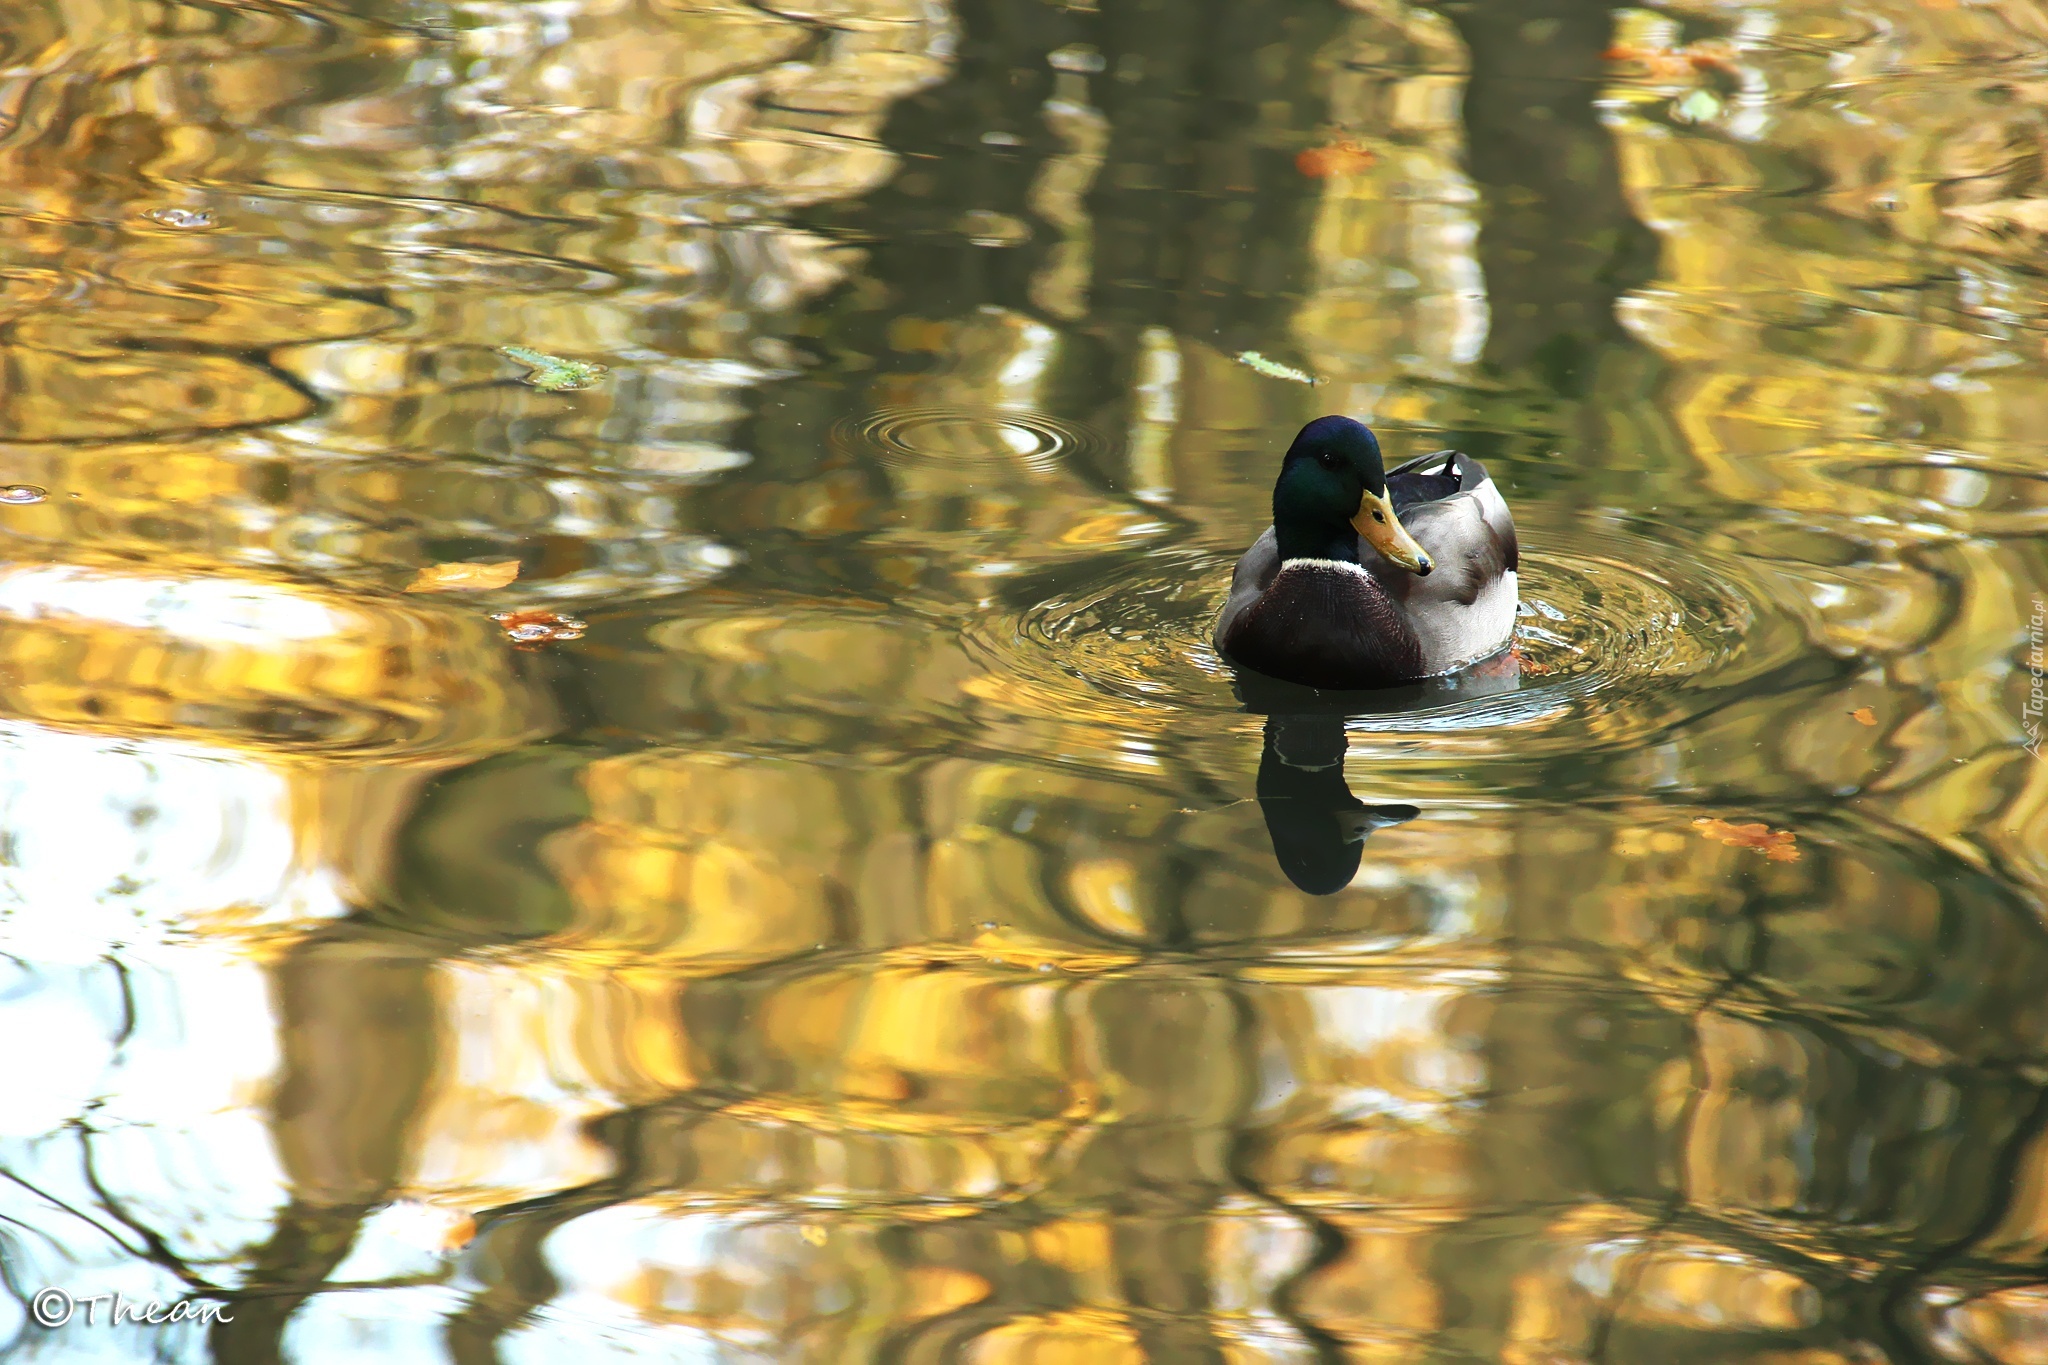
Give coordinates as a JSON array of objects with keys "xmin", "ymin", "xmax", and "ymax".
[{"xmin": 1, "ymin": 0, "xmax": 2047, "ymax": 1360}]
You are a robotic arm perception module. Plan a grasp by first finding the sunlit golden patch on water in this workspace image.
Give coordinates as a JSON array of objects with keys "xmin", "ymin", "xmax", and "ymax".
[
  {"xmin": 0, "ymin": 0, "xmax": 2045, "ymax": 1357},
  {"xmin": 0, "ymin": 561, "xmax": 556, "ymax": 755}
]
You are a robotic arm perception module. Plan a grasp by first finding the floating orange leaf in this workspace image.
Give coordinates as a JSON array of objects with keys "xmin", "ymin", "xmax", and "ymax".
[
  {"xmin": 1296, "ymin": 139, "xmax": 1375, "ymax": 178},
  {"xmin": 1603, "ymin": 41, "xmax": 1736, "ymax": 80},
  {"xmin": 383, "ymin": 1200, "xmax": 476, "ymax": 1254},
  {"xmin": 1693, "ymin": 817, "xmax": 1801, "ymax": 862},
  {"xmin": 1850, "ymin": 706, "xmax": 1877, "ymax": 726},
  {"xmin": 1603, "ymin": 43, "xmax": 1687, "ymax": 79},
  {"xmin": 405, "ymin": 560, "xmax": 520, "ymax": 593},
  {"xmin": 1683, "ymin": 41, "xmax": 1739, "ymax": 74}
]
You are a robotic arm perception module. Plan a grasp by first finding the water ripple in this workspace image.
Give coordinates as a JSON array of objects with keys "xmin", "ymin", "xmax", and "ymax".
[
  {"xmin": 833, "ymin": 406, "xmax": 1106, "ymax": 474},
  {"xmin": 963, "ymin": 512, "xmax": 1789, "ymax": 757}
]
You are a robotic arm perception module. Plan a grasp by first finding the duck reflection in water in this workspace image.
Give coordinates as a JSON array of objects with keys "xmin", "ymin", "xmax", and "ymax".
[
  {"xmin": 1258, "ymin": 712, "xmax": 1418, "ymax": 894},
  {"xmin": 1243, "ymin": 648, "xmax": 1524, "ymax": 894}
]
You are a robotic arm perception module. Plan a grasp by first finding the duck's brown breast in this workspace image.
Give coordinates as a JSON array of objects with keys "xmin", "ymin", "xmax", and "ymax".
[{"xmin": 1217, "ymin": 561, "xmax": 1425, "ymax": 690}]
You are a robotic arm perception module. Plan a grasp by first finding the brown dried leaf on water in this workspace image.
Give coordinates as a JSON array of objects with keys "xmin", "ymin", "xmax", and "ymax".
[
  {"xmin": 1602, "ymin": 41, "xmax": 1739, "ymax": 80},
  {"xmin": 1850, "ymin": 706, "xmax": 1877, "ymax": 726},
  {"xmin": 383, "ymin": 1200, "xmax": 477, "ymax": 1254},
  {"xmin": 491, "ymin": 608, "xmax": 587, "ymax": 647},
  {"xmin": 1296, "ymin": 139, "xmax": 1375, "ymax": 178},
  {"xmin": 404, "ymin": 560, "xmax": 521, "ymax": 593},
  {"xmin": 1693, "ymin": 816, "xmax": 1801, "ymax": 862}
]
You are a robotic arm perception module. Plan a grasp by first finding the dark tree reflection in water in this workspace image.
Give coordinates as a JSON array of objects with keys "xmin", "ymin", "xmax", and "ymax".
[{"xmin": 0, "ymin": 0, "xmax": 2044, "ymax": 1361}]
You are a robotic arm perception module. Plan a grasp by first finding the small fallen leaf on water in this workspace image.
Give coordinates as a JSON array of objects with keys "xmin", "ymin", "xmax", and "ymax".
[
  {"xmin": 1296, "ymin": 139, "xmax": 1375, "ymax": 178},
  {"xmin": 497, "ymin": 345, "xmax": 609, "ymax": 392},
  {"xmin": 1684, "ymin": 41, "xmax": 1741, "ymax": 74},
  {"xmin": 491, "ymin": 608, "xmax": 587, "ymax": 647},
  {"xmin": 1693, "ymin": 816, "xmax": 1801, "ymax": 862},
  {"xmin": 1850, "ymin": 706, "xmax": 1877, "ymax": 726},
  {"xmin": 1670, "ymin": 88, "xmax": 1723, "ymax": 123},
  {"xmin": 1602, "ymin": 42, "xmax": 1738, "ymax": 79},
  {"xmin": 405, "ymin": 560, "xmax": 520, "ymax": 593},
  {"xmin": 1236, "ymin": 351, "xmax": 1322, "ymax": 386},
  {"xmin": 141, "ymin": 206, "xmax": 216, "ymax": 229},
  {"xmin": 1604, "ymin": 44, "xmax": 1683, "ymax": 78}
]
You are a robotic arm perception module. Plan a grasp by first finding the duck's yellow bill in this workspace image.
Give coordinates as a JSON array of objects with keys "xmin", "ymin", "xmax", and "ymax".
[{"xmin": 1352, "ymin": 488, "xmax": 1433, "ymax": 575}]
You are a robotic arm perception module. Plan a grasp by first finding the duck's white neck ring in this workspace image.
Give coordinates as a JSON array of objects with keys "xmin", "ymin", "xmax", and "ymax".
[{"xmin": 1279, "ymin": 557, "xmax": 1370, "ymax": 578}]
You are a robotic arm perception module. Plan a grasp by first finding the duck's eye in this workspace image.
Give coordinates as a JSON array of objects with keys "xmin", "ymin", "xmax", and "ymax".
[
  {"xmin": 1372, "ymin": 510, "xmax": 1386, "ymax": 523},
  {"xmin": 1318, "ymin": 452, "xmax": 1339, "ymax": 470}
]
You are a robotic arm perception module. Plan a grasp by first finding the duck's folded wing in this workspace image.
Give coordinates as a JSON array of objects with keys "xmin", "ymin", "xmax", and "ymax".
[
  {"xmin": 1213, "ymin": 526, "xmax": 1281, "ymax": 649},
  {"xmin": 1365, "ymin": 470, "xmax": 1519, "ymax": 672},
  {"xmin": 1383, "ymin": 453, "xmax": 1514, "ymax": 574},
  {"xmin": 1394, "ymin": 491, "xmax": 1515, "ymax": 603},
  {"xmin": 1387, "ymin": 449, "xmax": 1468, "ymax": 512}
]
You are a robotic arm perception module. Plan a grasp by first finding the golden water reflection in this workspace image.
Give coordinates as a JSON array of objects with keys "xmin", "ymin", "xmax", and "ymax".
[{"xmin": 0, "ymin": 0, "xmax": 2045, "ymax": 1360}]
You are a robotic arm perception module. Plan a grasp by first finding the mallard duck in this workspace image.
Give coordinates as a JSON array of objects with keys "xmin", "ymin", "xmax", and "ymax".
[{"xmin": 1215, "ymin": 416, "xmax": 1518, "ymax": 690}]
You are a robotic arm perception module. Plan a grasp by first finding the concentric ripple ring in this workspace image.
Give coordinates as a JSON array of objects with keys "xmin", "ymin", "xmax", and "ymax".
[{"xmin": 835, "ymin": 407, "xmax": 1106, "ymax": 473}]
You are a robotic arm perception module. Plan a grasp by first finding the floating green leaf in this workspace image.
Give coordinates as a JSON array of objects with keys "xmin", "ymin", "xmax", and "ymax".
[
  {"xmin": 1671, "ymin": 88, "xmax": 1722, "ymax": 124},
  {"xmin": 1235, "ymin": 351, "xmax": 1322, "ymax": 386},
  {"xmin": 497, "ymin": 345, "xmax": 609, "ymax": 392}
]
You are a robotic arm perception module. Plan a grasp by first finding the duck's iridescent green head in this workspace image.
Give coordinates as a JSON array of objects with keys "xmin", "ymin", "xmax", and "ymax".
[{"xmin": 1272, "ymin": 417, "xmax": 1432, "ymax": 574}]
